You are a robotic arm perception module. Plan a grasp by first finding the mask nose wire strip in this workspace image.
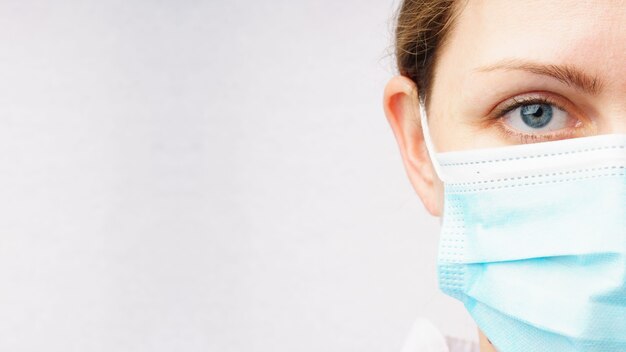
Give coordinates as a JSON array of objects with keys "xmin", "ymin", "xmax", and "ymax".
[{"xmin": 419, "ymin": 103, "xmax": 448, "ymax": 182}]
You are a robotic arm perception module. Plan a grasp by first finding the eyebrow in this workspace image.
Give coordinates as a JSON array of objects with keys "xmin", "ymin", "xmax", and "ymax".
[{"xmin": 476, "ymin": 59, "xmax": 603, "ymax": 95}]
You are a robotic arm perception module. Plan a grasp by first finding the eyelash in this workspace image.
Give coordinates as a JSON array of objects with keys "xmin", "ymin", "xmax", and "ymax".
[
  {"xmin": 495, "ymin": 96, "xmax": 561, "ymax": 117},
  {"xmin": 490, "ymin": 95, "xmax": 579, "ymax": 143}
]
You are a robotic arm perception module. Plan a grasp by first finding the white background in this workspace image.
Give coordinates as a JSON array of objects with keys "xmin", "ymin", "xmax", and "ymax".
[{"xmin": 0, "ymin": 1, "xmax": 476, "ymax": 351}]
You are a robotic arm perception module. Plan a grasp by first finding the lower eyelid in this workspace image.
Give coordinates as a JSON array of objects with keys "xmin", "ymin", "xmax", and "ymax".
[
  {"xmin": 497, "ymin": 114, "xmax": 584, "ymax": 142},
  {"xmin": 496, "ymin": 123, "xmax": 579, "ymax": 143}
]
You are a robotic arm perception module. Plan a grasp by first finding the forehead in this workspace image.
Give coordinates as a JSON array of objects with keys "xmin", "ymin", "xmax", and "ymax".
[{"xmin": 434, "ymin": 0, "xmax": 626, "ymax": 95}]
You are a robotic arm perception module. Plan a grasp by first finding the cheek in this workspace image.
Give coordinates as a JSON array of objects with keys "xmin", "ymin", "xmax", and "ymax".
[{"xmin": 428, "ymin": 107, "xmax": 509, "ymax": 153}]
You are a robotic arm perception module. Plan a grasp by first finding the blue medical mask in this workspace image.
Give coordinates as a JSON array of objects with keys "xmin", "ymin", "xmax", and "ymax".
[{"xmin": 420, "ymin": 105, "xmax": 626, "ymax": 351}]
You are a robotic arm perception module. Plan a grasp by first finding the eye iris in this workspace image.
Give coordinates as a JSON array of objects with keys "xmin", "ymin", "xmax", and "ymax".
[{"xmin": 520, "ymin": 104, "xmax": 553, "ymax": 128}]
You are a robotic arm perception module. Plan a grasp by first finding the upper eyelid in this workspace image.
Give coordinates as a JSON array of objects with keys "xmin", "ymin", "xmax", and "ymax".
[{"xmin": 495, "ymin": 96, "xmax": 563, "ymax": 118}]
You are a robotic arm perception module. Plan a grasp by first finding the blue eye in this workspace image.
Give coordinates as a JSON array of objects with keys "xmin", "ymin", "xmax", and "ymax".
[
  {"xmin": 520, "ymin": 104, "xmax": 553, "ymax": 128},
  {"xmin": 501, "ymin": 101, "xmax": 570, "ymax": 134}
]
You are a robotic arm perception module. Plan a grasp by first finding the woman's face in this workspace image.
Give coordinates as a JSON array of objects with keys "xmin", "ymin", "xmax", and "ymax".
[
  {"xmin": 385, "ymin": 2, "xmax": 625, "ymax": 349},
  {"xmin": 430, "ymin": 0, "xmax": 626, "ymax": 152},
  {"xmin": 384, "ymin": 0, "xmax": 626, "ymax": 216}
]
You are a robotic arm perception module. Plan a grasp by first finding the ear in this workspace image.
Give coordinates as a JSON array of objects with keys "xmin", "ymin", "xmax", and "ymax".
[{"xmin": 383, "ymin": 75, "xmax": 442, "ymax": 217}]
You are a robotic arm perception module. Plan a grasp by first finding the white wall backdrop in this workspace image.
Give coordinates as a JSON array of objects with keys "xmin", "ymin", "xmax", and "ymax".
[{"xmin": 0, "ymin": 1, "xmax": 476, "ymax": 351}]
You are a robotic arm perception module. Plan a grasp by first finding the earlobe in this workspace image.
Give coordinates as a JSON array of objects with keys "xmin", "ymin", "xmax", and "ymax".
[{"xmin": 383, "ymin": 76, "xmax": 442, "ymax": 217}]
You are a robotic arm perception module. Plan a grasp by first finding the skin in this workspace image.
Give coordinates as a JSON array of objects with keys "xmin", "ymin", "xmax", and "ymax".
[{"xmin": 383, "ymin": 1, "xmax": 626, "ymax": 351}]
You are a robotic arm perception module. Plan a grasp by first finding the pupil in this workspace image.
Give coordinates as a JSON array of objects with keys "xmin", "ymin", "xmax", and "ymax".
[{"xmin": 520, "ymin": 104, "xmax": 552, "ymax": 128}]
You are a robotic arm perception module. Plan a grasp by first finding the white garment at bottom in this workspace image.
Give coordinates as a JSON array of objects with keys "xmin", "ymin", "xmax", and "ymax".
[{"xmin": 401, "ymin": 318, "xmax": 479, "ymax": 352}]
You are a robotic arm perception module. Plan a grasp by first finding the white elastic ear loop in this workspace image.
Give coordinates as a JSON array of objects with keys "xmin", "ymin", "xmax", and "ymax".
[{"xmin": 419, "ymin": 103, "xmax": 447, "ymax": 182}]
